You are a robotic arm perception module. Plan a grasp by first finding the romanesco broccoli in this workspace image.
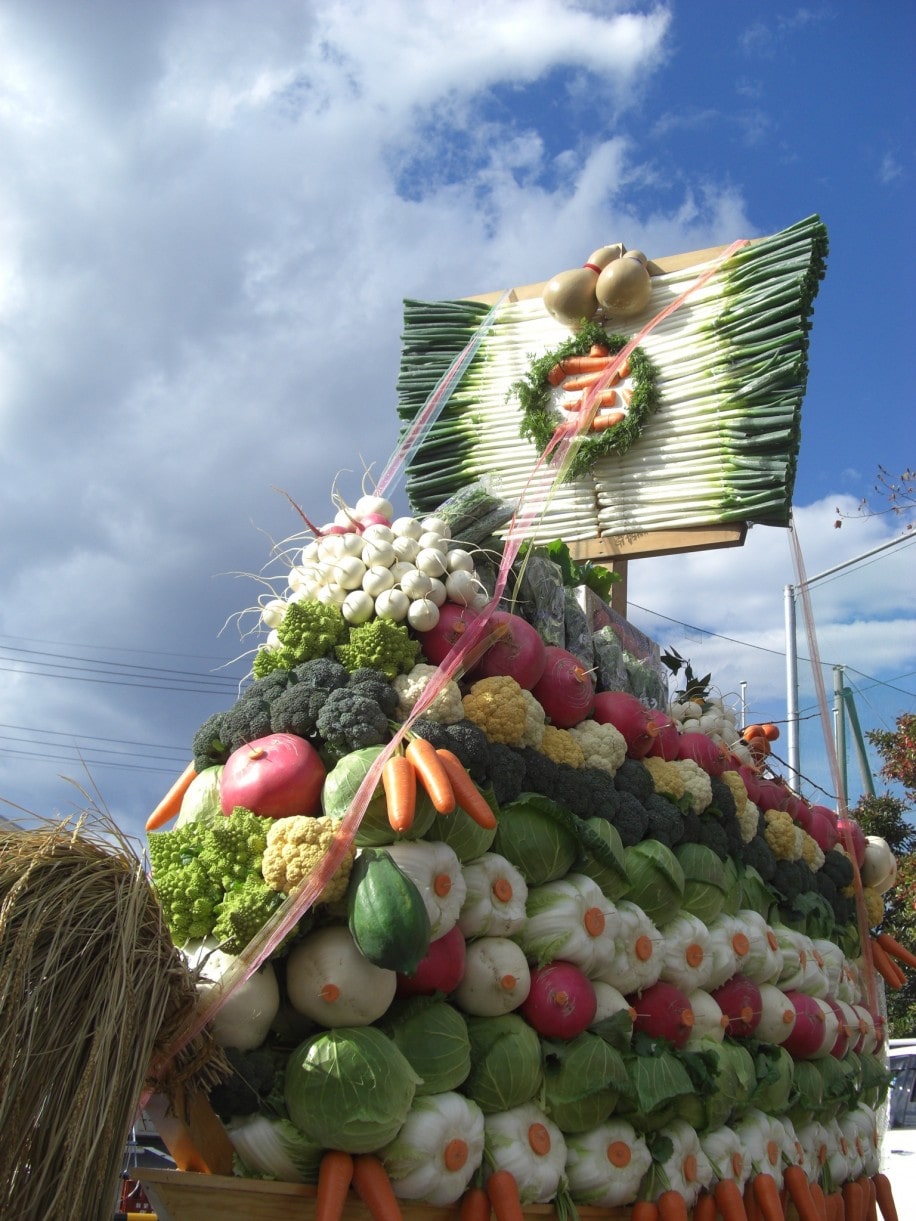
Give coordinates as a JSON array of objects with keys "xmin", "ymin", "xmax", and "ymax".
[
  {"xmin": 253, "ymin": 599, "xmax": 348, "ymax": 675},
  {"xmin": 212, "ymin": 874, "xmax": 285, "ymax": 955},
  {"xmin": 335, "ymin": 618, "xmax": 420, "ymax": 679}
]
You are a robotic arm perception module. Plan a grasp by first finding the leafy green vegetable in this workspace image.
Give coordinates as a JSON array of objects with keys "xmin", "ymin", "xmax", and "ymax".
[
  {"xmin": 462, "ymin": 1014, "xmax": 543, "ymax": 1114},
  {"xmin": 622, "ymin": 840, "xmax": 685, "ymax": 928},
  {"xmin": 321, "ymin": 746, "xmax": 436, "ymax": 846},
  {"xmin": 424, "ymin": 793, "xmax": 498, "ymax": 861},
  {"xmin": 579, "ymin": 817, "xmax": 631, "ymax": 901},
  {"xmin": 542, "ymin": 1033, "xmax": 630, "ymax": 1133},
  {"xmin": 674, "ymin": 842, "xmax": 727, "ymax": 924},
  {"xmin": 377, "ymin": 996, "xmax": 472, "ymax": 1096},
  {"xmin": 284, "ymin": 1026, "xmax": 421, "ymax": 1153},
  {"xmin": 492, "ymin": 793, "xmax": 580, "ymax": 885},
  {"xmin": 228, "ymin": 1114, "xmax": 324, "ymax": 1183}
]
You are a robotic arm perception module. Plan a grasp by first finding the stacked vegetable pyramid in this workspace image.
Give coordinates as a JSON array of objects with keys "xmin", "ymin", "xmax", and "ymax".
[{"xmin": 147, "ymin": 485, "xmax": 900, "ymax": 1220}]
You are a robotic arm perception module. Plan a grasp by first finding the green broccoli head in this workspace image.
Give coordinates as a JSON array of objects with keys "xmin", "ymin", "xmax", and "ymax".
[
  {"xmin": 209, "ymin": 1046, "xmax": 284, "ymax": 1122},
  {"xmin": 645, "ymin": 791, "xmax": 686, "ymax": 849},
  {"xmin": 608, "ymin": 789, "xmax": 650, "ymax": 847},
  {"xmin": 412, "ymin": 716, "xmax": 492, "ymax": 783},
  {"xmin": 335, "ymin": 618, "xmax": 420, "ymax": 680},
  {"xmin": 613, "ymin": 757, "xmax": 654, "ymax": 804},
  {"xmin": 192, "ymin": 710, "xmax": 233, "ymax": 771},
  {"xmin": 225, "ymin": 697, "xmax": 274, "ymax": 754},
  {"xmin": 315, "ymin": 687, "xmax": 391, "ymax": 756}
]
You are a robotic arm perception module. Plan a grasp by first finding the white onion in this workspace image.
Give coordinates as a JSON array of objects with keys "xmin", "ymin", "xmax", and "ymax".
[
  {"xmin": 407, "ymin": 598, "xmax": 440, "ymax": 631},
  {"xmin": 391, "ymin": 515, "xmax": 423, "ymax": 540},
  {"xmin": 354, "ymin": 494, "xmax": 394, "ymax": 521},
  {"xmin": 342, "ymin": 589, "xmax": 375, "ymax": 625},
  {"xmin": 420, "ymin": 516, "xmax": 450, "ymax": 538},
  {"xmin": 374, "ymin": 588, "xmax": 410, "ymax": 622},
  {"xmin": 316, "ymin": 582, "xmax": 347, "ymax": 606},
  {"xmin": 391, "ymin": 535, "xmax": 420, "ymax": 563},
  {"xmin": 361, "ymin": 538, "xmax": 396, "ymax": 568},
  {"xmin": 445, "ymin": 569, "xmax": 481, "ymax": 606},
  {"xmin": 426, "ymin": 577, "xmax": 447, "ymax": 606},
  {"xmin": 445, "ymin": 548, "xmax": 475, "ymax": 573},
  {"xmin": 415, "ymin": 546, "xmax": 448, "ymax": 577},
  {"xmin": 260, "ymin": 598, "xmax": 287, "ymax": 629},
  {"xmin": 331, "ymin": 555, "xmax": 367, "ymax": 590},
  {"xmin": 400, "ymin": 570, "xmax": 433, "ymax": 600},
  {"xmin": 362, "ymin": 565, "xmax": 396, "ymax": 597},
  {"xmin": 360, "ymin": 523, "xmax": 395, "ymax": 544}
]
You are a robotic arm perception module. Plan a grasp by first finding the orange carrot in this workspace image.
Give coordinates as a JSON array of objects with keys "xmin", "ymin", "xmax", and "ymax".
[
  {"xmin": 783, "ymin": 1167, "xmax": 822, "ymax": 1221},
  {"xmin": 823, "ymin": 1192, "xmax": 843, "ymax": 1221},
  {"xmin": 876, "ymin": 931, "xmax": 916, "ymax": 971},
  {"xmin": 547, "ymin": 355, "xmax": 615, "ymax": 385},
  {"xmin": 436, "ymin": 748, "xmax": 497, "ymax": 829},
  {"xmin": 561, "ymin": 371, "xmax": 606, "ymax": 391},
  {"xmin": 382, "ymin": 754, "xmax": 416, "ymax": 832},
  {"xmin": 588, "ymin": 410, "xmax": 626, "ymax": 432},
  {"xmin": 563, "ymin": 388, "xmax": 619, "ymax": 412},
  {"xmin": 872, "ymin": 1172, "xmax": 899, "ymax": 1221},
  {"xmin": 460, "ymin": 1186, "xmax": 492, "ymax": 1221},
  {"xmin": 656, "ymin": 1190, "xmax": 689, "ymax": 1220},
  {"xmin": 485, "ymin": 1170, "xmax": 525, "ymax": 1221},
  {"xmin": 842, "ymin": 1181, "xmax": 865, "ymax": 1221},
  {"xmin": 715, "ymin": 1178, "xmax": 750, "ymax": 1221},
  {"xmin": 145, "ymin": 760, "xmax": 197, "ymax": 831},
  {"xmin": 693, "ymin": 1191, "xmax": 717, "ymax": 1221},
  {"xmin": 631, "ymin": 1203, "xmax": 660, "ymax": 1221},
  {"xmin": 808, "ymin": 1181, "xmax": 828, "ymax": 1221},
  {"xmin": 752, "ymin": 1174, "xmax": 785, "ymax": 1221},
  {"xmin": 315, "ymin": 1149, "xmax": 354, "ymax": 1221},
  {"xmin": 352, "ymin": 1153, "xmax": 402, "ymax": 1221},
  {"xmin": 405, "ymin": 736, "xmax": 455, "ymax": 814},
  {"xmin": 870, "ymin": 939, "xmax": 905, "ymax": 989},
  {"xmin": 588, "ymin": 343, "xmax": 610, "ymax": 357},
  {"xmin": 859, "ymin": 1175, "xmax": 877, "ymax": 1221}
]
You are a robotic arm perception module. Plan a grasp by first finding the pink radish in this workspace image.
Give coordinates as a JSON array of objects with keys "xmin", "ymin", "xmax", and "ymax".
[
  {"xmin": 591, "ymin": 691, "xmax": 657, "ymax": 758},
  {"xmin": 219, "ymin": 733, "xmax": 326, "ymax": 818},
  {"xmin": 627, "ymin": 979, "xmax": 694, "ymax": 1049},
  {"xmin": 521, "ymin": 961, "xmax": 597, "ymax": 1038},
  {"xmin": 469, "ymin": 609, "xmax": 547, "ymax": 690},
  {"xmin": 415, "ymin": 601, "xmax": 481, "ymax": 666},
  {"xmin": 532, "ymin": 646, "xmax": 596, "ymax": 728},
  {"xmin": 396, "ymin": 924, "xmax": 466, "ymax": 996}
]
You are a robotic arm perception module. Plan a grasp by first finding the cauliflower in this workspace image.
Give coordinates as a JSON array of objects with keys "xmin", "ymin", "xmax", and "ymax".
[
  {"xmin": 719, "ymin": 769, "xmax": 748, "ymax": 817},
  {"xmin": 800, "ymin": 831, "xmax": 826, "ymax": 873},
  {"xmin": 763, "ymin": 808, "xmax": 797, "ymax": 861},
  {"xmin": 641, "ymin": 754, "xmax": 685, "ymax": 799},
  {"xmin": 261, "ymin": 815, "xmax": 356, "ymax": 904},
  {"xmin": 569, "ymin": 718, "xmax": 627, "ymax": 775},
  {"xmin": 462, "ymin": 675, "xmax": 529, "ymax": 746},
  {"xmin": 736, "ymin": 797, "xmax": 761, "ymax": 845},
  {"xmin": 539, "ymin": 725, "xmax": 585, "ymax": 768},
  {"xmin": 520, "ymin": 688, "xmax": 547, "ymax": 749},
  {"xmin": 393, "ymin": 664, "xmax": 465, "ymax": 725},
  {"xmin": 844, "ymin": 883, "xmax": 884, "ymax": 929},
  {"xmin": 671, "ymin": 757, "xmax": 713, "ymax": 815}
]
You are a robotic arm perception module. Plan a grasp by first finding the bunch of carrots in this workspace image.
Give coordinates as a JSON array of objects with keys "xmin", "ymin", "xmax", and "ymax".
[
  {"xmin": 382, "ymin": 737, "xmax": 497, "ymax": 834},
  {"xmin": 870, "ymin": 930, "xmax": 916, "ymax": 992},
  {"xmin": 547, "ymin": 343, "xmax": 632, "ymax": 433}
]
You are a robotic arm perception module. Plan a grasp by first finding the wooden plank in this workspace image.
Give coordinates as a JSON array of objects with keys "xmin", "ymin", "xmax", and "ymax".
[
  {"xmin": 463, "ymin": 239, "xmax": 757, "ymax": 304},
  {"xmin": 145, "ymin": 1088, "xmax": 235, "ymax": 1176},
  {"xmin": 136, "ymin": 1169, "xmax": 636, "ymax": 1221},
  {"xmin": 568, "ymin": 523, "xmax": 748, "ymax": 564}
]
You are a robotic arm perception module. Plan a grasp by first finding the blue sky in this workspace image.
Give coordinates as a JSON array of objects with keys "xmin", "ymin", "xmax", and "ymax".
[{"xmin": 1, "ymin": 0, "xmax": 913, "ymax": 842}]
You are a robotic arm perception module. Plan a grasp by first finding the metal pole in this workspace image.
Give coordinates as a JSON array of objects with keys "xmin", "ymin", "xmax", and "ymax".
[
  {"xmin": 784, "ymin": 584, "xmax": 800, "ymax": 790},
  {"xmin": 833, "ymin": 665, "xmax": 847, "ymax": 806}
]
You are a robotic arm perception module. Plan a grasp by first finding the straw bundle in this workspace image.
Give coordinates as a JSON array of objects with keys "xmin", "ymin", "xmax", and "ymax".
[{"xmin": 0, "ymin": 809, "xmax": 226, "ymax": 1221}]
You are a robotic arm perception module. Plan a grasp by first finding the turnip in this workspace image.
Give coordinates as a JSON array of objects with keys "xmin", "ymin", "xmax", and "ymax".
[
  {"xmin": 391, "ymin": 515, "xmax": 423, "ymax": 540},
  {"xmin": 469, "ymin": 609, "xmax": 547, "ymax": 691},
  {"xmin": 374, "ymin": 587, "xmax": 410, "ymax": 622},
  {"xmin": 396, "ymin": 924, "xmax": 466, "ymax": 997},
  {"xmin": 685, "ymin": 988, "xmax": 728, "ymax": 1044},
  {"xmin": 407, "ymin": 598, "xmax": 440, "ymax": 632},
  {"xmin": 626, "ymin": 979, "xmax": 694, "ymax": 1049},
  {"xmin": 676, "ymin": 729, "xmax": 728, "ymax": 776},
  {"xmin": 592, "ymin": 691, "xmax": 655, "ymax": 757},
  {"xmin": 781, "ymin": 990, "xmax": 829, "ymax": 1059},
  {"xmin": 342, "ymin": 589, "xmax": 374, "ymax": 625},
  {"xmin": 836, "ymin": 817, "xmax": 866, "ymax": 867},
  {"xmin": 755, "ymin": 982, "xmax": 797, "ymax": 1045},
  {"xmin": 219, "ymin": 733, "xmax": 326, "ymax": 819},
  {"xmin": 532, "ymin": 646, "xmax": 595, "ymax": 728},
  {"xmin": 415, "ymin": 601, "xmax": 481, "ymax": 665},
  {"xmin": 644, "ymin": 711, "xmax": 681, "ymax": 761},
  {"xmin": 415, "ymin": 546, "xmax": 448, "ymax": 577},
  {"xmin": 353, "ymin": 494, "xmax": 394, "ymax": 522},
  {"xmin": 711, "ymin": 974, "xmax": 763, "ymax": 1038},
  {"xmin": 521, "ymin": 960, "xmax": 597, "ymax": 1038},
  {"xmin": 449, "ymin": 936, "xmax": 531, "ymax": 1016},
  {"xmin": 444, "ymin": 569, "xmax": 483, "ymax": 607}
]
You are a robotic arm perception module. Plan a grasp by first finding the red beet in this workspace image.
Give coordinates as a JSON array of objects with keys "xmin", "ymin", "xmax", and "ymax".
[{"xmin": 711, "ymin": 974, "xmax": 763, "ymax": 1038}]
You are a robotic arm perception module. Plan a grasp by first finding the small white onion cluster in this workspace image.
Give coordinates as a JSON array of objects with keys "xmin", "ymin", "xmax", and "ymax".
[
  {"xmin": 669, "ymin": 693, "xmax": 746, "ymax": 757},
  {"xmin": 260, "ymin": 496, "xmax": 488, "ymax": 637}
]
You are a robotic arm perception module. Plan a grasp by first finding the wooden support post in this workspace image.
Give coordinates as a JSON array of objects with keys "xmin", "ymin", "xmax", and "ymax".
[{"xmin": 145, "ymin": 1086, "xmax": 235, "ymax": 1175}]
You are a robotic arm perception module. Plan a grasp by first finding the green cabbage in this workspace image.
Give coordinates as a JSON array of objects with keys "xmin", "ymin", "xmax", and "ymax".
[
  {"xmin": 284, "ymin": 1026, "xmax": 421, "ymax": 1152},
  {"xmin": 580, "ymin": 818, "xmax": 631, "ymax": 901},
  {"xmin": 718, "ymin": 856, "xmax": 741, "ymax": 915},
  {"xmin": 463, "ymin": 1013, "xmax": 543, "ymax": 1113},
  {"xmin": 542, "ymin": 1033, "xmax": 630, "ymax": 1133},
  {"xmin": 788, "ymin": 1058, "xmax": 825, "ymax": 1125},
  {"xmin": 424, "ymin": 794, "xmax": 498, "ymax": 861},
  {"xmin": 321, "ymin": 746, "xmax": 436, "ymax": 846},
  {"xmin": 175, "ymin": 765, "xmax": 224, "ymax": 827},
  {"xmin": 492, "ymin": 793, "xmax": 579, "ymax": 885},
  {"xmin": 750, "ymin": 1043, "xmax": 794, "ymax": 1115},
  {"xmin": 376, "ymin": 996, "xmax": 472, "ymax": 1096},
  {"xmin": 674, "ymin": 842, "xmax": 726, "ymax": 924},
  {"xmin": 737, "ymin": 863, "xmax": 774, "ymax": 917},
  {"xmin": 622, "ymin": 840, "xmax": 685, "ymax": 928}
]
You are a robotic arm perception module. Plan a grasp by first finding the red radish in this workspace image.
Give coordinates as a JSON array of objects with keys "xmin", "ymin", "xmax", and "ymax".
[
  {"xmin": 676, "ymin": 730, "xmax": 728, "ymax": 777},
  {"xmin": 469, "ymin": 609, "xmax": 547, "ymax": 690},
  {"xmin": 786, "ymin": 793, "xmax": 813, "ymax": 831},
  {"xmin": 415, "ymin": 601, "xmax": 481, "ymax": 666},
  {"xmin": 782, "ymin": 990, "xmax": 829, "ymax": 1059},
  {"xmin": 358, "ymin": 513, "xmax": 391, "ymax": 529},
  {"xmin": 521, "ymin": 961, "xmax": 596, "ymax": 1038},
  {"xmin": 645, "ymin": 711, "xmax": 681, "ymax": 761},
  {"xmin": 396, "ymin": 924, "xmax": 466, "ymax": 996},
  {"xmin": 837, "ymin": 817, "xmax": 866, "ymax": 867},
  {"xmin": 711, "ymin": 974, "xmax": 763, "ymax": 1038},
  {"xmin": 592, "ymin": 691, "xmax": 657, "ymax": 758},
  {"xmin": 219, "ymin": 733, "xmax": 325, "ymax": 818},
  {"xmin": 824, "ymin": 998, "xmax": 851, "ymax": 1059},
  {"xmin": 627, "ymin": 980, "xmax": 694, "ymax": 1049},
  {"xmin": 809, "ymin": 803, "xmax": 838, "ymax": 827},
  {"xmin": 807, "ymin": 807, "xmax": 839, "ymax": 854},
  {"xmin": 532, "ymin": 647, "xmax": 595, "ymax": 728}
]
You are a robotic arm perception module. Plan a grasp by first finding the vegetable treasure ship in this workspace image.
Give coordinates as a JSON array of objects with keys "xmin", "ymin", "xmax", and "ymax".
[{"xmin": 3, "ymin": 215, "xmax": 907, "ymax": 1221}]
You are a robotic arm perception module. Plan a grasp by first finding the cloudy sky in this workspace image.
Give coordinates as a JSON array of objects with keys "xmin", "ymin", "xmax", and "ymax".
[{"xmin": 1, "ymin": 0, "xmax": 913, "ymax": 843}]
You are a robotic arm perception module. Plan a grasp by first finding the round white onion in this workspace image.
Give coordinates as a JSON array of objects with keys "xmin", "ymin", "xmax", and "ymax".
[
  {"xmin": 342, "ymin": 589, "xmax": 375, "ymax": 625},
  {"xmin": 260, "ymin": 598, "xmax": 287, "ymax": 629},
  {"xmin": 390, "ymin": 516, "xmax": 423, "ymax": 540},
  {"xmin": 354, "ymin": 494, "xmax": 394, "ymax": 521},
  {"xmin": 415, "ymin": 546, "xmax": 448, "ymax": 577},
  {"xmin": 362, "ymin": 565, "xmax": 396, "ymax": 597}
]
